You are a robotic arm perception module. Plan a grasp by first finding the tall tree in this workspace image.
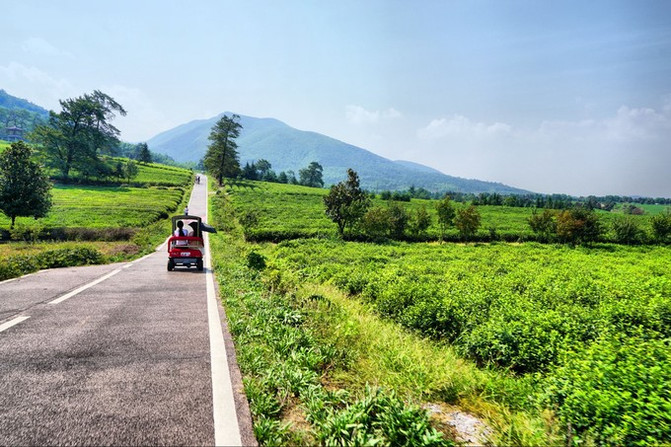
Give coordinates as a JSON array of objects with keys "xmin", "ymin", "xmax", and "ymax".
[
  {"xmin": 204, "ymin": 114, "xmax": 242, "ymax": 186},
  {"xmin": 30, "ymin": 90, "xmax": 126, "ymax": 179},
  {"xmin": 0, "ymin": 141, "xmax": 52, "ymax": 228},
  {"xmin": 323, "ymin": 168, "xmax": 370, "ymax": 236},
  {"xmin": 136, "ymin": 142, "xmax": 152, "ymax": 163},
  {"xmin": 436, "ymin": 195, "xmax": 456, "ymax": 241},
  {"xmin": 299, "ymin": 161, "xmax": 324, "ymax": 187}
]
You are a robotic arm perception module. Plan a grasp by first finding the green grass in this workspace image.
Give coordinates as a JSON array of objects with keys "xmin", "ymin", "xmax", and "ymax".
[
  {"xmin": 211, "ymin": 180, "xmax": 671, "ymax": 446},
  {"xmin": 0, "ymin": 184, "xmax": 185, "ymax": 229},
  {"xmin": 226, "ymin": 180, "xmax": 660, "ymax": 243},
  {"xmin": 0, "ymin": 161, "xmax": 193, "ymax": 280}
]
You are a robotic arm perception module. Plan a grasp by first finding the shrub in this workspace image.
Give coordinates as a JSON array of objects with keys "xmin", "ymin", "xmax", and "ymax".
[
  {"xmin": 454, "ymin": 205, "xmax": 481, "ymax": 240},
  {"xmin": 650, "ymin": 209, "xmax": 671, "ymax": 243},
  {"xmin": 361, "ymin": 207, "xmax": 390, "ymax": 239},
  {"xmin": 544, "ymin": 335, "xmax": 671, "ymax": 446},
  {"xmin": 247, "ymin": 251, "xmax": 267, "ymax": 270},
  {"xmin": 612, "ymin": 216, "xmax": 644, "ymax": 245}
]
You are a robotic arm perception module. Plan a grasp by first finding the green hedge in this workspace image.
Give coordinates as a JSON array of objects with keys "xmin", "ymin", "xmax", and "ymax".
[{"xmin": 0, "ymin": 246, "xmax": 104, "ymax": 281}]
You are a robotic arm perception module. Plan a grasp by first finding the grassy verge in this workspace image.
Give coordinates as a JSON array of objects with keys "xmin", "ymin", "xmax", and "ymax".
[{"xmin": 209, "ymin": 188, "xmax": 557, "ymax": 446}]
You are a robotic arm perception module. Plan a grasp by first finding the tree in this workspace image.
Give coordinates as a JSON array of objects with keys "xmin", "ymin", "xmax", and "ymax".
[
  {"xmin": 436, "ymin": 195, "xmax": 456, "ymax": 241},
  {"xmin": 527, "ymin": 208, "xmax": 557, "ymax": 241},
  {"xmin": 136, "ymin": 142, "xmax": 152, "ymax": 164},
  {"xmin": 323, "ymin": 168, "xmax": 370, "ymax": 236},
  {"xmin": 299, "ymin": 161, "xmax": 324, "ymax": 187},
  {"xmin": 387, "ymin": 201, "xmax": 409, "ymax": 239},
  {"xmin": 255, "ymin": 159, "xmax": 272, "ymax": 178},
  {"xmin": 204, "ymin": 114, "xmax": 242, "ymax": 186},
  {"xmin": 555, "ymin": 207, "xmax": 602, "ymax": 245},
  {"xmin": 0, "ymin": 141, "xmax": 52, "ymax": 228},
  {"xmin": 30, "ymin": 90, "xmax": 126, "ymax": 179},
  {"xmin": 454, "ymin": 205, "xmax": 481, "ymax": 240},
  {"xmin": 410, "ymin": 205, "xmax": 431, "ymax": 237},
  {"xmin": 123, "ymin": 159, "xmax": 139, "ymax": 184},
  {"xmin": 362, "ymin": 207, "xmax": 390, "ymax": 239}
]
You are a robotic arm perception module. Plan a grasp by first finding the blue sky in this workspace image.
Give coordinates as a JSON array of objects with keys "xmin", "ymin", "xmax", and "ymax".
[{"xmin": 2, "ymin": 0, "xmax": 671, "ymax": 196}]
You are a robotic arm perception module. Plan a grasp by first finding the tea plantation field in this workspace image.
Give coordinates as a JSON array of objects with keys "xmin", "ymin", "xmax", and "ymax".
[
  {"xmin": 211, "ymin": 180, "xmax": 670, "ymax": 446},
  {"xmin": 225, "ymin": 180, "xmax": 659, "ymax": 242},
  {"xmin": 0, "ymin": 162, "xmax": 193, "ymax": 280}
]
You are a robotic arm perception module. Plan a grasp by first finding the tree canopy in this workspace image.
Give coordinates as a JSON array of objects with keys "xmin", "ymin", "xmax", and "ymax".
[
  {"xmin": 204, "ymin": 114, "xmax": 242, "ymax": 186},
  {"xmin": 323, "ymin": 168, "xmax": 370, "ymax": 236},
  {"xmin": 30, "ymin": 90, "xmax": 126, "ymax": 179},
  {"xmin": 299, "ymin": 161, "xmax": 324, "ymax": 188},
  {"xmin": 0, "ymin": 141, "xmax": 52, "ymax": 228}
]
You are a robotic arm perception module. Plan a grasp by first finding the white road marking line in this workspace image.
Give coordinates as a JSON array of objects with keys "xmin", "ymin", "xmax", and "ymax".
[
  {"xmin": 204, "ymin": 180, "xmax": 242, "ymax": 446},
  {"xmin": 0, "ymin": 316, "xmax": 30, "ymax": 333},
  {"xmin": 49, "ymin": 268, "xmax": 122, "ymax": 305}
]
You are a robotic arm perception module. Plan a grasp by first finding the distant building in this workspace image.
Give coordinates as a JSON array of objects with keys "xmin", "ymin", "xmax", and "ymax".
[{"xmin": 4, "ymin": 126, "xmax": 24, "ymax": 142}]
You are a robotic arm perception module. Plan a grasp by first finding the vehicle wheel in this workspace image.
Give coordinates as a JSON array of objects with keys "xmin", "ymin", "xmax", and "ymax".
[
  {"xmin": 197, "ymin": 259, "xmax": 203, "ymax": 271},
  {"xmin": 167, "ymin": 259, "xmax": 174, "ymax": 271}
]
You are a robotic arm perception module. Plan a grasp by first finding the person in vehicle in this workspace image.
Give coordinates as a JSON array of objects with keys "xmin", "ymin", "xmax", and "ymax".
[{"xmin": 174, "ymin": 220, "xmax": 191, "ymax": 237}]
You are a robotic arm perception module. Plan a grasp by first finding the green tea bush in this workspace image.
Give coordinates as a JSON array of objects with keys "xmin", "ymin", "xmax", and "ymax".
[
  {"xmin": 0, "ymin": 246, "xmax": 104, "ymax": 280},
  {"xmin": 544, "ymin": 334, "xmax": 671, "ymax": 446}
]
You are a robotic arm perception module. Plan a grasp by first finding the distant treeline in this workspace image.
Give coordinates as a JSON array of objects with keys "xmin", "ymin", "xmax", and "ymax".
[{"xmin": 376, "ymin": 188, "xmax": 671, "ymax": 209}]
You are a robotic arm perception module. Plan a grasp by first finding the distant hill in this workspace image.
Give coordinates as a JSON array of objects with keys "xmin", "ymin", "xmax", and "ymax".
[
  {"xmin": 148, "ymin": 113, "xmax": 530, "ymax": 194},
  {"xmin": 0, "ymin": 89, "xmax": 49, "ymax": 140},
  {"xmin": 0, "ymin": 90, "xmax": 49, "ymax": 117}
]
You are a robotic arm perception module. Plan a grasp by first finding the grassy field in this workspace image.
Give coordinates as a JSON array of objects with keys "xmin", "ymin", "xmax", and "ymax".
[
  {"xmin": 0, "ymin": 162, "xmax": 193, "ymax": 280},
  {"xmin": 225, "ymin": 180, "xmax": 663, "ymax": 242},
  {"xmin": 210, "ymin": 180, "xmax": 670, "ymax": 446},
  {"xmin": 0, "ymin": 184, "xmax": 185, "ymax": 229}
]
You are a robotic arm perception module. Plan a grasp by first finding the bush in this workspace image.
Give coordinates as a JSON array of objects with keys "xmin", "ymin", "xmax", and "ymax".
[
  {"xmin": 247, "ymin": 251, "xmax": 267, "ymax": 270},
  {"xmin": 544, "ymin": 335, "xmax": 671, "ymax": 446},
  {"xmin": 612, "ymin": 216, "xmax": 644, "ymax": 244}
]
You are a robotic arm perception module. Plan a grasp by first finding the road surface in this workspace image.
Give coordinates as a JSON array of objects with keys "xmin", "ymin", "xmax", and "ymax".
[{"xmin": 0, "ymin": 176, "xmax": 255, "ymax": 446}]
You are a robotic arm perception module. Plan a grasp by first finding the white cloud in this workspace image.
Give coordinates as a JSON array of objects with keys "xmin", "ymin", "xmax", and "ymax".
[
  {"xmin": 21, "ymin": 37, "xmax": 74, "ymax": 59},
  {"xmin": 418, "ymin": 115, "xmax": 512, "ymax": 140},
  {"xmin": 413, "ymin": 104, "xmax": 671, "ymax": 196},
  {"xmin": 346, "ymin": 105, "xmax": 401, "ymax": 125},
  {"xmin": 100, "ymin": 84, "xmax": 167, "ymax": 142},
  {"xmin": 0, "ymin": 62, "xmax": 75, "ymax": 109}
]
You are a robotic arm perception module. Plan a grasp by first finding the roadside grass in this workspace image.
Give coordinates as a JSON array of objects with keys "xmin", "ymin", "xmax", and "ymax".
[
  {"xmin": 211, "ymin": 179, "xmax": 670, "ymax": 446},
  {"xmin": 209, "ymin": 188, "xmax": 556, "ymax": 446}
]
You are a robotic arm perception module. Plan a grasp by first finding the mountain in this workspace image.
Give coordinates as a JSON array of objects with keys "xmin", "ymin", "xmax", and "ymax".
[
  {"xmin": 0, "ymin": 90, "xmax": 49, "ymax": 140},
  {"xmin": 0, "ymin": 90, "xmax": 49, "ymax": 117},
  {"xmin": 148, "ymin": 113, "xmax": 530, "ymax": 194}
]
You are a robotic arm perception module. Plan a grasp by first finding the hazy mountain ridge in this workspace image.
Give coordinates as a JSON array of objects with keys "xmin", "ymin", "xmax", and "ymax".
[
  {"xmin": 0, "ymin": 89, "xmax": 49, "ymax": 117},
  {"xmin": 148, "ymin": 113, "xmax": 531, "ymax": 194}
]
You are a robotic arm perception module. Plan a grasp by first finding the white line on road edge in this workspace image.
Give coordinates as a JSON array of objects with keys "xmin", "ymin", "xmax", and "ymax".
[
  {"xmin": 49, "ymin": 268, "xmax": 122, "ymax": 305},
  {"xmin": 0, "ymin": 316, "xmax": 30, "ymax": 334},
  {"xmin": 204, "ymin": 182, "xmax": 242, "ymax": 446}
]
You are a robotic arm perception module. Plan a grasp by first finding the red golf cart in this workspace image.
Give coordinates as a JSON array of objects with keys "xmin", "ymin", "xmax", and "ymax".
[{"xmin": 167, "ymin": 215, "xmax": 216, "ymax": 271}]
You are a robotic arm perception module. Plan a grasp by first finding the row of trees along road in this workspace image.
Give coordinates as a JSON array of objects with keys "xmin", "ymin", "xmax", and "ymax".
[{"xmin": 204, "ymin": 114, "xmax": 325, "ymax": 188}]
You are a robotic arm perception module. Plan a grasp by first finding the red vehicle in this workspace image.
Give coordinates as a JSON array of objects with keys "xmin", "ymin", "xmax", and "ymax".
[{"xmin": 167, "ymin": 215, "xmax": 215, "ymax": 271}]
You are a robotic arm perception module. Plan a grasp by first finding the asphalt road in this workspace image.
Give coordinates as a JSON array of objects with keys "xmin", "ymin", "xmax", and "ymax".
[{"xmin": 0, "ymin": 177, "xmax": 255, "ymax": 446}]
